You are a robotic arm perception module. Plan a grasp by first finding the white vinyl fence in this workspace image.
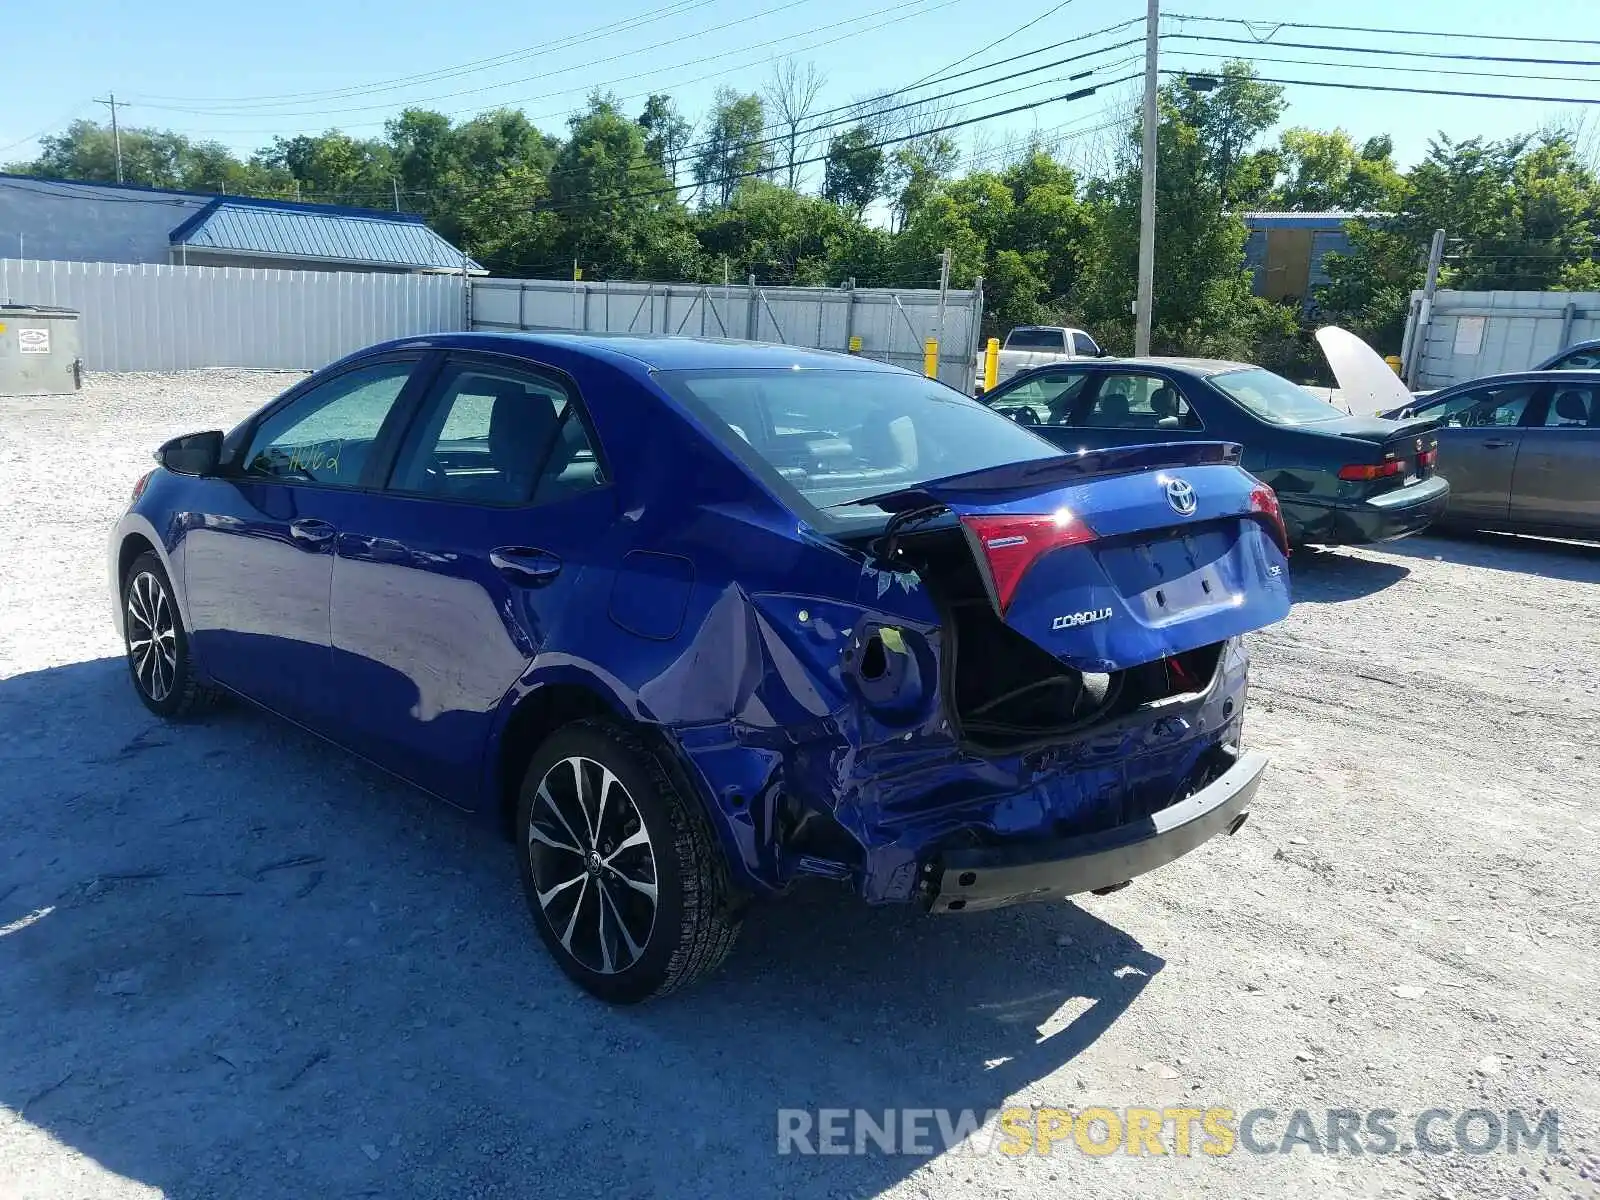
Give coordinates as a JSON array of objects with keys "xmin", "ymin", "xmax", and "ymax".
[
  {"xmin": 471, "ymin": 277, "xmax": 985, "ymax": 390},
  {"xmin": 1401, "ymin": 289, "xmax": 1600, "ymax": 389},
  {"xmin": 0, "ymin": 258, "xmax": 467, "ymax": 372}
]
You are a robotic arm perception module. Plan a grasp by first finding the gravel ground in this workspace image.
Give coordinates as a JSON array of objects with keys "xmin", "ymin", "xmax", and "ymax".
[{"xmin": 2, "ymin": 370, "xmax": 1597, "ymax": 1200}]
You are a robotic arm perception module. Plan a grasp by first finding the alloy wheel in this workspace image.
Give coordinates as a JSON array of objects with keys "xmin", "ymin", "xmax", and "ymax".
[
  {"xmin": 527, "ymin": 755, "xmax": 659, "ymax": 975},
  {"xmin": 126, "ymin": 571, "xmax": 177, "ymax": 703}
]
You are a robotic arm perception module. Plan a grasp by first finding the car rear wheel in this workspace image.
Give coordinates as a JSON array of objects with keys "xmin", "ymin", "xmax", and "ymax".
[
  {"xmin": 122, "ymin": 551, "xmax": 214, "ymax": 719},
  {"xmin": 514, "ymin": 721, "xmax": 741, "ymax": 1003}
]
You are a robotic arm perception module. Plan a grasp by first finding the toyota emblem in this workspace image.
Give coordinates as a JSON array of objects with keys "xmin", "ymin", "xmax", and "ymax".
[{"xmin": 1165, "ymin": 478, "xmax": 1198, "ymax": 516}]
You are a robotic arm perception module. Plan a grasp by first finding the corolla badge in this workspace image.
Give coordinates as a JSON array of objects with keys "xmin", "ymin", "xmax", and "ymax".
[
  {"xmin": 1052, "ymin": 607, "xmax": 1112, "ymax": 631},
  {"xmin": 1165, "ymin": 477, "xmax": 1198, "ymax": 516}
]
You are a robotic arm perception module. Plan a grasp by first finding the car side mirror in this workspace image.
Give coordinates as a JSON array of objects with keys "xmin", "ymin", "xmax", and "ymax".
[
  {"xmin": 1157, "ymin": 416, "xmax": 1181, "ymax": 429},
  {"xmin": 158, "ymin": 430, "xmax": 224, "ymax": 477}
]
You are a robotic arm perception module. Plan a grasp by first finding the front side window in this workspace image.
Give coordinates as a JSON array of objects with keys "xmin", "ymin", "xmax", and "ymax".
[
  {"xmin": 989, "ymin": 371, "xmax": 1090, "ymax": 427},
  {"xmin": 242, "ymin": 359, "xmax": 414, "ymax": 486},
  {"xmin": 1083, "ymin": 373, "xmax": 1202, "ymax": 430},
  {"xmin": 1421, "ymin": 384, "xmax": 1536, "ymax": 429},
  {"xmin": 1209, "ymin": 367, "xmax": 1344, "ymax": 426},
  {"xmin": 655, "ymin": 367, "xmax": 1060, "ymax": 525},
  {"xmin": 388, "ymin": 362, "xmax": 602, "ymax": 505},
  {"xmin": 1072, "ymin": 332, "xmax": 1101, "ymax": 356}
]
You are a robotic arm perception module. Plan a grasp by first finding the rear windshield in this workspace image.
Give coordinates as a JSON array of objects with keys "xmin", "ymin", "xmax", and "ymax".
[
  {"xmin": 654, "ymin": 368, "xmax": 1060, "ymax": 527},
  {"xmin": 1005, "ymin": 328, "xmax": 1066, "ymax": 351},
  {"xmin": 1209, "ymin": 367, "xmax": 1344, "ymax": 425}
]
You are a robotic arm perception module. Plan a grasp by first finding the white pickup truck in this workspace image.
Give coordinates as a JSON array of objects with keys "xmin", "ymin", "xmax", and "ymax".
[{"xmin": 979, "ymin": 325, "xmax": 1105, "ymax": 391}]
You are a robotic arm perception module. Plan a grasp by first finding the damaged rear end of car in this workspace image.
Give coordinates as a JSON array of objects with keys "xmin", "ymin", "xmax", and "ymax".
[{"xmin": 648, "ymin": 365, "xmax": 1292, "ymax": 915}]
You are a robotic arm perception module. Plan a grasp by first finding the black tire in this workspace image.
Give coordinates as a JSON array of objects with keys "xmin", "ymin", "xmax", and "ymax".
[
  {"xmin": 514, "ymin": 720, "xmax": 741, "ymax": 1003},
  {"xmin": 121, "ymin": 551, "xmax": 215, "ymax": 719}
]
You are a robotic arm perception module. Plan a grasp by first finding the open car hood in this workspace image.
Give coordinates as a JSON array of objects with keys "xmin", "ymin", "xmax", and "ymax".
[{"xmin": 1314, "ymin": 326, "xmax": 1416, "ymax": 417}]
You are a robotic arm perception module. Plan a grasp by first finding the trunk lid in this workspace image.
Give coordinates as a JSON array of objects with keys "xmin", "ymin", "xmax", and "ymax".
[
  {"xmin": 1315, "ymin": 414, "xmax": 1442, "ymax": 495},
  {"xmin": 853, "ymin": 445, "xmax": 1292, "ymax": 673}
]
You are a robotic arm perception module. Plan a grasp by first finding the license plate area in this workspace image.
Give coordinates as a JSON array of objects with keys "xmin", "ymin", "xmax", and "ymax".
[{"xmin": 1095, "ymin": 526, "xmax": 1240, "ymax": 626}]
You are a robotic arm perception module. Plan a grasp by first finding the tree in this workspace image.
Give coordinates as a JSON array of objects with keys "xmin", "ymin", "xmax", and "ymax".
[
  {"xmin": 1319, "ymin": 132, "xmax": 1600, "ymax": 348},
  {"xmin": 638, "ymin": 94, "xmax": 693, "ymax": 184},
  {"xmin": 1077, "ymin": 64, "xmax": 1294, "ymax": 356},
  {"xmin": 543, "ymin": 94, "xmax": 701, "ymax": 279},
  {"xmin": 9, "ymin": 119, "xmax": 290, "ymax": 195},
  {"xmin": 255, "ymin": 131, "xmax": 395, "ymax": 206},
  {"xmin": 692, "ymin": 88, "xmax": 767, "ymax": 207},
  {"xmin": 1271, "ymin": 127, "xmax": 1401, "ymax": 212},
  {"xmin": 763, "ymin": 59, "xmax": 827, "ymax": 190},
  {"xmin": 885, "ymin": 101, "xmax": 960, "ymax": 232},
  {"xmin": 822, "ymin": 125, "xmax": 884, "ymax": 217}
]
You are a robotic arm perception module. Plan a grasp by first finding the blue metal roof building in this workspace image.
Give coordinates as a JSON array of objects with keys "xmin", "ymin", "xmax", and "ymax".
[
  {"xmin": 0, "ymin": 174, "xmax": 482, "ymax": 274},
  {"xmin": 1239, "ymin": 210, "xmax": 1376, "ymax": 304}
]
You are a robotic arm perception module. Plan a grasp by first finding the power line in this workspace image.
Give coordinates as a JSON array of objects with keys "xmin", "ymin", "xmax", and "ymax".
[
  {"xmin": 126, "ymin": 0, "xmax": 722, "ymax": 106},
  {"xmin": 499, "ymin": 77, "xmax": 1137, "ymax": 219},
  {"xmin": 1166, "ymin": 50, "xmax": 1600, "ymax": 90},
  {"xmin": 1167, "ymin": 34, "xmax": 1600, "ymax": 70},
  {"xmin": 1165, "ymin": 70, "xmax": 1600, "ymax": 107},
  {"xmin": 1167, "ymin": 14, "xmax": 1600, "ymax": 49},
  {"xmin": 899, "ymin": 0, "xmax": 1083, "ymax": 91},
  {"xmin": 141, "ymin": 0, "xmax": 832, "ymax": 118},
  {"xmin": 415, "ymin": 50, "xmax": 1139, "ymax": 210},
  {"xmin": 157, "ymin": 0, "xmax": 961, "ymax": 137}
]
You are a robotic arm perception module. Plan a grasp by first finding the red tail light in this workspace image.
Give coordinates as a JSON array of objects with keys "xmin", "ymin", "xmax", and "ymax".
[
  {"xmin": 130, "ymin": 470, "xmax": 154, "ymax": 503},
  {"xmin": 1338, "ymin": 460, "xmax": 1406, "ymax": 482},
  {"xmin": 960, "ymin": 510, "xmax": 1097, "ymax": 614},
  {"xmin": 1248, "ymin": 483, "xmax": 1289, "ymax": 554},
  {"xmin": 1417, "ymin": 447, "xmax": 1438, "ymax": 469}
]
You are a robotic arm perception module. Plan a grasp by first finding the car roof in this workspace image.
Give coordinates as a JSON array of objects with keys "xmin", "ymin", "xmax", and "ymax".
[
  {"xmin": 1426, "ymin": 368, "xmax": 1600, "ymax": 395},
  {"xmin": 1086, "ymin": 356, "xmax": 1257, "ymax": 376},
  {"xmin": 362, "ymin": 330, "xmax": 900, "ymax": 374}
]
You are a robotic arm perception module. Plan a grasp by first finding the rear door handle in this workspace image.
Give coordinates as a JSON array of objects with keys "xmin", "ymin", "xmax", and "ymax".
[
  {"xmin": 1481, "ymin": 438, "xmax": 1515, "ymax": 448},
  {"xmin": 491, "ymin": 546, "xmax": 562, "ymax": 585},
  {"xmin": 289, "ymin": 518, "xmax": 336, "ymax": 547}
]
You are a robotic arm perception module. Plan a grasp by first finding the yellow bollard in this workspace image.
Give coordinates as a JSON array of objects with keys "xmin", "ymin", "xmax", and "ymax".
[
  {"xmin": 1384, "ymin": 354, "xmax": 1402, "ymax": 375},
  {"xmin": 848, "ymin": 335, "xmax": 862, "ymax": 355},
  {"xmin": 924, "ymin": 337, "xmax": 939, "ymax": 379},
  {"xmin": 984, "ymin": 336, "xmax": 1000, "ymax": 392}
]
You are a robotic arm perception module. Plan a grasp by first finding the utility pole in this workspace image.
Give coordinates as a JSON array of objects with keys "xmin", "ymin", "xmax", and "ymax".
[
  {"xmin": 392, "ymin": 177, "xmax": 401, "ymax": 212},
  {"xmin": 1134, "ymin": 0, "xmax": 1159, "ymax": 357},
  {"xmin": 96, "ymin": 93, "xmax": 126, "ymax": 183},
  {"xmin": 935, "ymin": 246, "xmax": 951, "ymax": 364}
]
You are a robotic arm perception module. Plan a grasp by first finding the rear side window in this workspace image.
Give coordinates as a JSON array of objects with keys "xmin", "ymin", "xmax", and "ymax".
[
  {"xmin": 1553, "ymin": 348, "xmax": 1600, "ymax": 370},
  {"xmin": 1005, "ymin": 329, "xmax": 1066, "ymax": 351},
  {"xmin": 1209, "ymin": 368, "xmax": 1343, "ymax": 426},
  {"xmin": 1542, "ymin": 385, "xmax": 1597, "ymax": 427},
  {"xmin": 1423, "ymin": 383, "xmax": 1536, "ymax": 429},
  {"xmin": 242, "ymin": 360, "xmax": 414, "ymax": 487},
  {"xmin": 655, "ymin": 368, "xmax": 1059, "ymax": 523},
  {"xmin": 388, "ymin": 363, "xmax": 603, "ymax": 505},
  {"xmin": 1083, "ymin": 373, "xmax": 1202, "ymax": 430}
]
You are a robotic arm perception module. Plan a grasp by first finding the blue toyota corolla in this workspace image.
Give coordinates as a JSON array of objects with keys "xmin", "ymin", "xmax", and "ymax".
[{"xmin": 109, "ymin": 332, "xmax": 1292, "ymax": 1003}]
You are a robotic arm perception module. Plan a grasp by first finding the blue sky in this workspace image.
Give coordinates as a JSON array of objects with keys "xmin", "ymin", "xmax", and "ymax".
[{"xmin": 2, "ymin": 0, "xmax": 1594, "ymax": 182}]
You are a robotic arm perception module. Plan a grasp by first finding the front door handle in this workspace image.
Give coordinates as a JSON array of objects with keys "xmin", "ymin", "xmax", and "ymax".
[
  {"xmin": 1481, "ymin": 438, "xmax": 1515, "ymax": 449},
  {"xmin": 491, "ymin": 546, "xmax": 562, "ymax": 585},
  {"xmin": 343, "ymin": 534, "xmax": 411, "ymax": 563},
  {"xmin": 289, "ymin": 518, "xmax": 336, "ymax": 547}
]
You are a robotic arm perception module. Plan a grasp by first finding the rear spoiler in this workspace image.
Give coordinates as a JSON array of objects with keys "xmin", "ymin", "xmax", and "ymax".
[{"xmin": 838, "ymin": 441, "xmax": 1245, "ymax": 513}]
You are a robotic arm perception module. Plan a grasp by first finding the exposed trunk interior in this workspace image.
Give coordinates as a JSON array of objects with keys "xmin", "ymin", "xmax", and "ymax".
[{"xmin": 890, "ymin": 523, "xmax": 1226, "ymax": 752}]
